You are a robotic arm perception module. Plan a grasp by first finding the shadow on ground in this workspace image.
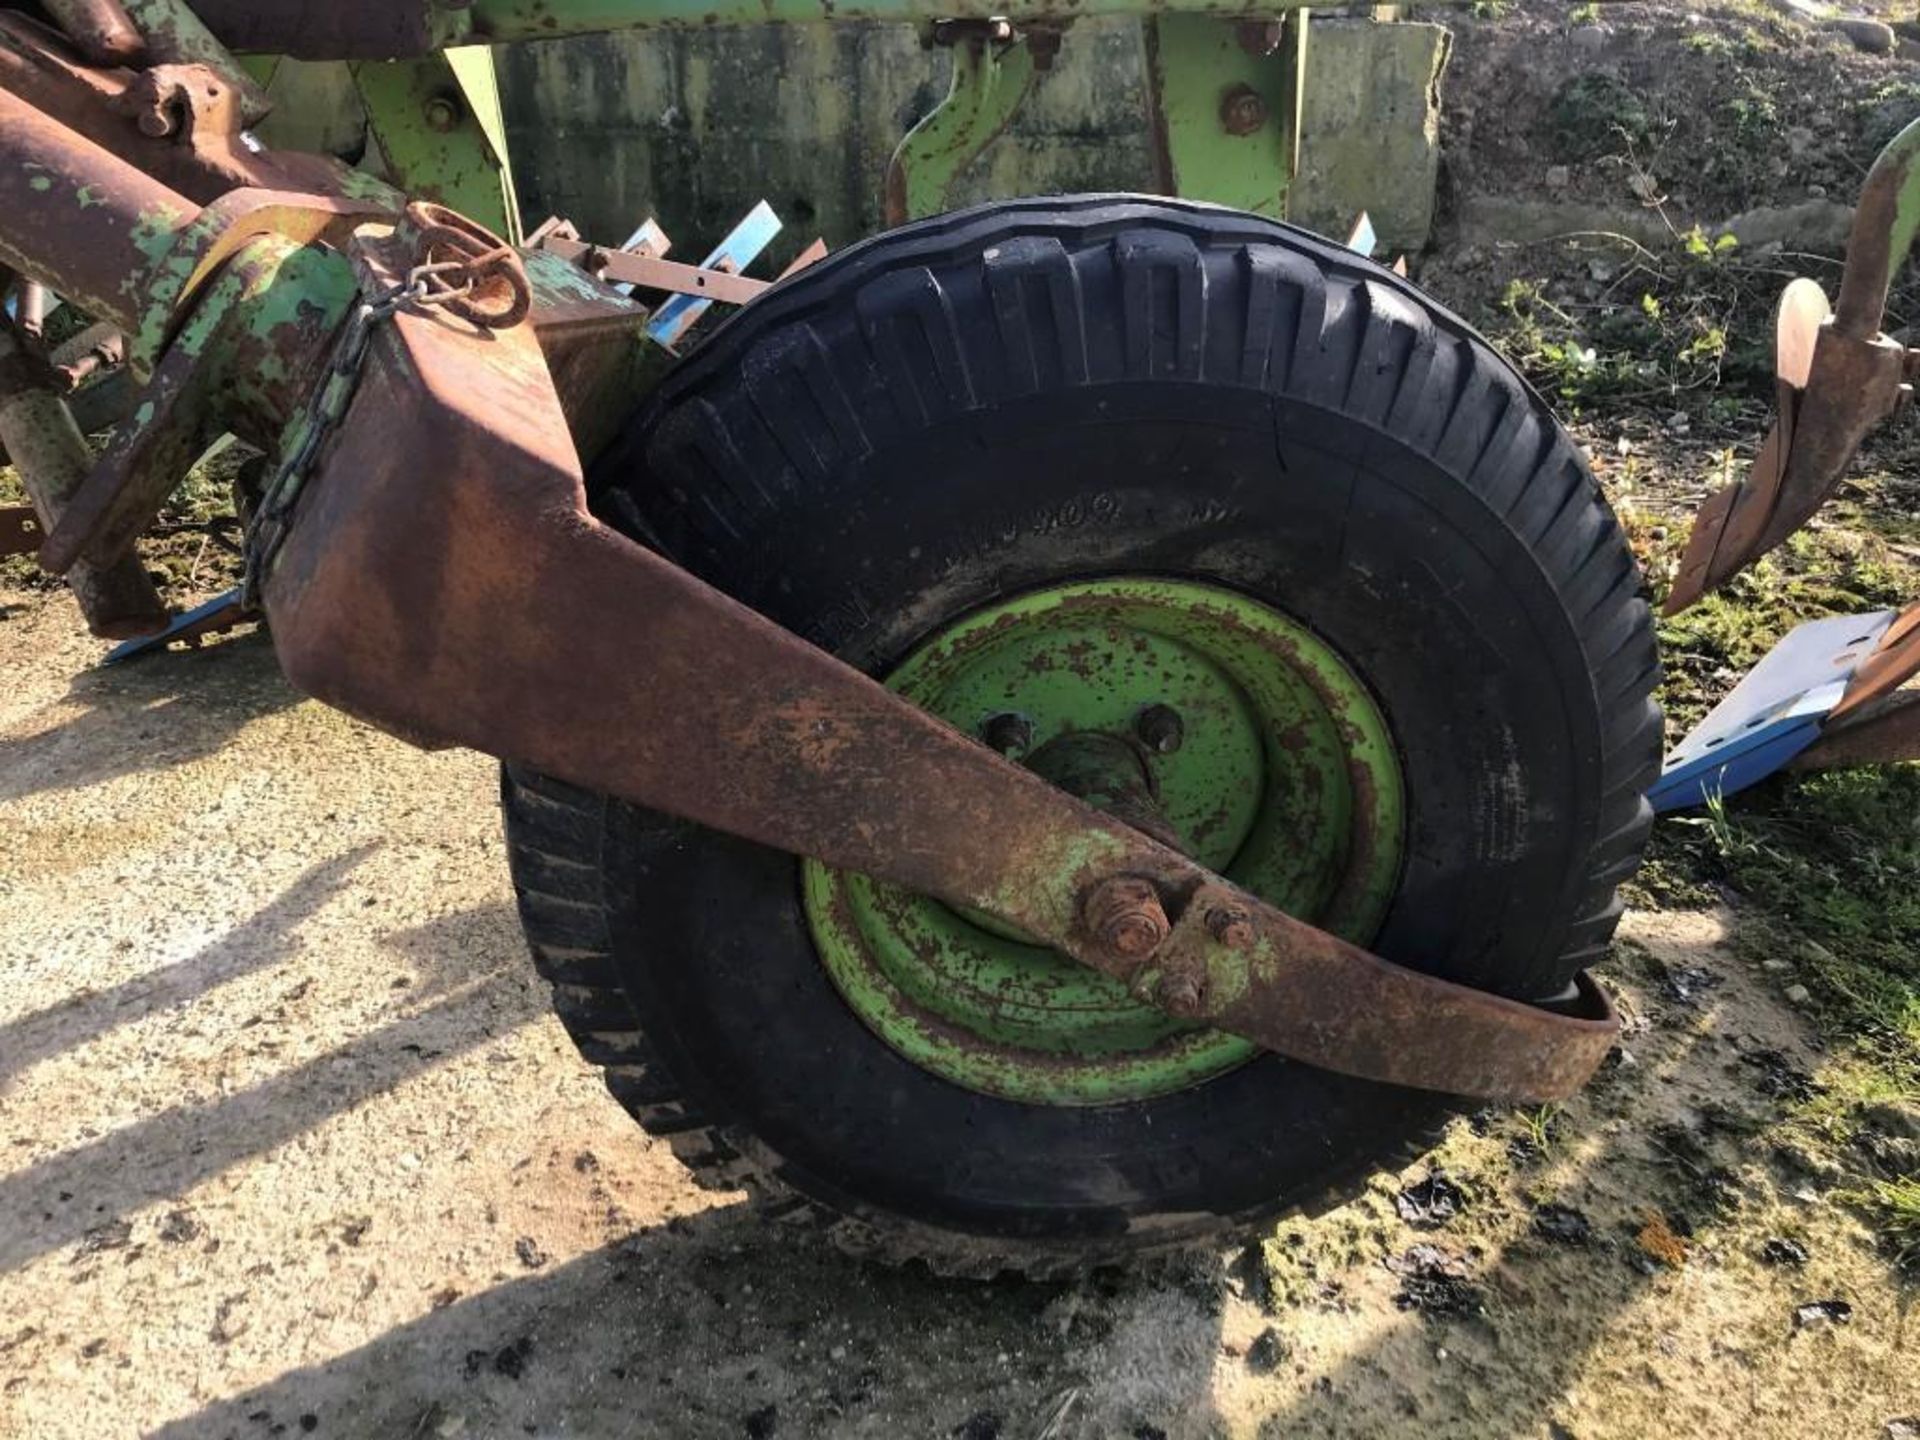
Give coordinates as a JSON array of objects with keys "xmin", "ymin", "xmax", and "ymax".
[
  {"xmin": 0, "ymin": 628, "xmax": 293, "ymax": 805},
  {"xmin": 132, "ymin": 923, "xmax": 1840, "ymax": 1440},
  {"xmin": 0, "ymin": 897, "xmax": 536, "ymax": 1277}
]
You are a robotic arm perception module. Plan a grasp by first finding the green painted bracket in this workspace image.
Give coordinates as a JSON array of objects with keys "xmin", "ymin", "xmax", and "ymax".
[
  {"xmin": 1143, "ymin": 12, "xmax": 1307, "ymax": 219},
  {"xmin": 352, "ymin": 48, "xmax": 522, "ymax": 243},
  {"xmin": 883, "ymin": 34, "xmax": 1041, "ymax": 227}
]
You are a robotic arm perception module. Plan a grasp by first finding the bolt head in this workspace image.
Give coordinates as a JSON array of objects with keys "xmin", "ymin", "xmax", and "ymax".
[
  {"xmin": 980, "ymin": 711, "xmax": 1035, "ymax": 758},
  {"xmin": 1157, "ymin": 973, "xmax": 1206, "ymax": 1018},
  {"xmin": 1134, "ymin": 703, "xmax": 1185, "ymax": 755},
  {"xmin": 424, "ymin": 95, "xmax": 462, "ymax": 133},
  {"xmin": 1083, "ymin": 876, "xmax": 1170, "ymax": 961},
  {"xmin": 1205, "ymin": 905, "xmax": 1255, "ymax": 949},
  {"xmin": 1220, "ymin": 85, "xmax": 1270, "ymax": 138}
]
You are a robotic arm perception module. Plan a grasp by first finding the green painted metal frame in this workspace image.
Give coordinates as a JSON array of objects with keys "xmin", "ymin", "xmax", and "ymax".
[
  {"xmin": 351, "ymin": 49, "xmax": 523, "ymax": 244},
  {"xmin": 462, "ymin": 0, "xmax": 1314, "ymax": 38},
  {"xmin": 1144, "ymin": 12, "xmax": 1307, "ymax": 219},
  {"xmin": 884, "ymin": 32, "xmax": 1041, "ymax": 225}
]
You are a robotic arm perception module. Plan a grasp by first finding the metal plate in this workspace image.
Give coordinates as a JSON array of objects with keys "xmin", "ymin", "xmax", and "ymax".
[{"xmin": 1651, "ymin": 608, "xmax": 1897, "ymax": 812}]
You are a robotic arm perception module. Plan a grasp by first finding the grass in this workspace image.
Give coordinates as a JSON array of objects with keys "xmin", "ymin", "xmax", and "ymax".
[
  {"xmin": 1480, "ymin": 211, "xmax": 1920, "ymax": 1274},
  {"xmin": 1851, "ymin": 1176, "xmax": 1920, "ymax": 1272}
]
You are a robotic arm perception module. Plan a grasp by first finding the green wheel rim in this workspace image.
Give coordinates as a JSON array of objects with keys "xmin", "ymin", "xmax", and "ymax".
[{"xmin": 802, "ymin": 578, "xmax": 1406, "ymax": 1106}]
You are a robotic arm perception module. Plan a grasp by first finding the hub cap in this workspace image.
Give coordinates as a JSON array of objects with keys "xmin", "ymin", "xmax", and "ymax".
[{"xmin": 802, "ymin": 578, "xmax": 1405, "ymax": 1105}]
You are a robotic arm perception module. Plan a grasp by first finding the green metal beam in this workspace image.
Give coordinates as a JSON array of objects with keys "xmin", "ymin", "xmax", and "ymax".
[
  {"xmin": 1144, "ymin": 13, "xmax": 1307, "ymax": 219},
  {"xmin": 464, "ymin": 0, "xmax": 1313, "ymax": 40},
  {"xmin": 352, "ymin": 48, "xmax": 522, "ymax": 243},
  {"xmin": 884, "ymin": 35, "xmax": 1041, "ymax": 226}
]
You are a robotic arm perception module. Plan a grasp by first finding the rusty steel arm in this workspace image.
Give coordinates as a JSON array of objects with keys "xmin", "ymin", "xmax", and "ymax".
[
  {"xmin": 249, "ymin": 228, "xmax": 1617, "ymax": 1107},
  {"xmin": 0, "ymin": 69, "xmax": 1617, "ymax": 1107},
  {"xmin": 1667, "ymin": 117, "xmax": 1920, "ymax": 613}
]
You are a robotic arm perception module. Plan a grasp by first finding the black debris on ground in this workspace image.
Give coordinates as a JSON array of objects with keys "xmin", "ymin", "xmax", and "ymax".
[
  {"xmin": 466, "ymin": 1336, "xmax": 534, "ymax": 1380},
  {"xmin": 1792, "ymin": 1299, "xmax": 1854, "ymax": 1329},
  {"xmin": 1660, "ymin": 965, "xmax": 1725, "ymax": 1007},
  {"xmin": 1246, "ymin": 1326, "xmax": 1288, "ymax": 1374},
  {"xmin": 1533, "ymin": 1204, "xmax": 1595, "ymax": 1246},
  {"xmin": 156, "ymin": 1211, "xmax": 203, "ymax": 1244},
  {"xmin": 1396, "ymin": 1171, "xmax": 1467, "ymax": 1229},
  {"xmin": 513, "ymin": 1236, "xmax": 549, "ymax": 1270},
  {"xmin": 1760, "ymin": 1237, "xmax": 1810, "ymax": 1267},
  {"xmin": 1739, "ymin": 1049, "xmax": 1819, "ymax": 1103},
  {"xmin": 744, "ymin": 1403, "xmax": 779, "ymax": 1438},
  {"xmin": 1386, "ymin": 1245, "xmax": 1483, "ymax": 1318},
  {"xmin": 951, "ymin": 1411, "xmax": 1001, "ymax": 1440},
  {"xmin": 72, "ymin": 1220, "xmax": 131, "ymax": 1260}
]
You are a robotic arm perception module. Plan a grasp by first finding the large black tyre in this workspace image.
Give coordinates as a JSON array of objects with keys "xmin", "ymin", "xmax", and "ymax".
[{"xmin": 503, "ymin": 197, "xmax": 1660, "ymax": 1276}]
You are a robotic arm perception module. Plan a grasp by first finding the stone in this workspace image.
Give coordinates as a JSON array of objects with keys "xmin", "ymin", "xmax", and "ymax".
[
  {"xmin": 1760, "ymin": 959, "xmax": 1794, "ymax": 975},
  {"xmin": 1783, "ymin": 984, "xmax": 1812, "ymax": 1005},
  {"xmin": 1863, "ymin": 1100, "xmax": 1920, "ymax": 1141},
  {"xmin": 1569, "ymin": 26, "xmax": 1608, "ymax": 54},
  {"xmin": 1830, "ymin": 17, "xmax": 1896, "ymax": 54},
  {"xmin": 1289, "ymin": 19, "xmax": 1451, "ymax": 252},
  {"xmin": 1545, "ymin": 164, "xmax": 1571, "ymax": 190},
  {"xmin": 1797, "ymin": 938, "xmax": 1837, "ymax": 967}
]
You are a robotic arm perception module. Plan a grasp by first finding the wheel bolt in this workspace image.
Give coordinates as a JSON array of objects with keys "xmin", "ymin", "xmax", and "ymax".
[
  {"xmin": 980, "ymin": 711, "xmax": 1034, "ymax": 758},
  {"xmin": 1219, "ymin": 84, "xmax": 1269, "ymax": 137},
  {"xmin": 1157, "ymin": 973, "xmax": 1207, "ymax": 1018},
  {"xmin": 1205, "ymin": 905, "xmax": 1254, "ymax": 949},
  {"xmin": 424, "ymin": 94, "xmax": 463, "ymax": 133},
  {"xmin": 1134, "ymin": 703, "xmax": 1184, "ymax": 754},
  {"xmin": 1083, "ymin": 877, "xmax": 1169, "ymax": 961}
]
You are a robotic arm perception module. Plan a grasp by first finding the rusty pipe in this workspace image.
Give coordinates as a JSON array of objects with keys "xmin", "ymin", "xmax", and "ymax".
[
  {"xmin": 39, "ymin": 0, "xmax": 146, "ymax": 64},
  {"xmin": 0, "ymin": 330, "xmax": 167, "ymax": 639},
  {"xmin": 0, "ymin": 87, "xmax": 200, "ymax": 337}
]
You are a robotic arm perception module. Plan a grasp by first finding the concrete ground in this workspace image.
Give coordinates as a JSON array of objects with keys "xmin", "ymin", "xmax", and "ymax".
[{"xmin": 2, "ymin": 588, "xmax": 1915, "ymax": 1440}]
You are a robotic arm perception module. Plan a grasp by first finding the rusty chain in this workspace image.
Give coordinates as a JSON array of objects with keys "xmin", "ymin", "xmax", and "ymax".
[{"xmin": 240, "ymin": 221, "xmax": 530, "ymax": 606}]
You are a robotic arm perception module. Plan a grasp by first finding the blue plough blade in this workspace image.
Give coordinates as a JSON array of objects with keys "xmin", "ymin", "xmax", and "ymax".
[
  {"xmin": 1649, "ymin": 608, "xmax": 1898, "ymax": 814},
  {"xmin": 100, "ymin": 587, "xmax": 254, "ymax": 665},
  {"xmin": 646, "ymin": 200, "xmax": 781, "ymax": 349}
]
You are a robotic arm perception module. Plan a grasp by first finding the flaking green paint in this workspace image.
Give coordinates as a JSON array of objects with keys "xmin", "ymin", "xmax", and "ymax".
[{"xmin": 803, "ymin": 578, "xmax": 1406, "ymax": 1105}]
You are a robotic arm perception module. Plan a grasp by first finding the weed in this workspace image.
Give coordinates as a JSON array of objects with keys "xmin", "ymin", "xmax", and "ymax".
[{"xmin": 1845, "ymin": 1176, "xmax": 1920, "ymax": 1272}]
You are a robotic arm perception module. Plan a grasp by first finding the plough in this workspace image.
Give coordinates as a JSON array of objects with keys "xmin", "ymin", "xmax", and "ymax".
[{"xmin": 0, "ymin": 0, "xmax": 1912, "ymax": 1271}]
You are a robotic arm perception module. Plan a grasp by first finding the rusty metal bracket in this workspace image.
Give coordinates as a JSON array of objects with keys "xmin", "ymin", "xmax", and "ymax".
[
  {"xmin": 1667, "ymin": 116, "xmax": 1920, "ymax": 613},
  {"xmin": 252, "ymin": 226, "xmax": 1619, "ymax": 1107},
  {"xmin": 1794, "ymin": 688, "xmax": 1920, "ymax": 770},
  {"xmin": 534, "ymin": 234, "xmax": 773, "ymax": 308}
]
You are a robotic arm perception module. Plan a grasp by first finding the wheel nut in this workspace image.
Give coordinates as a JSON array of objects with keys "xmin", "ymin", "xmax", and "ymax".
[
  {"xmin": 424, "ymin": 94, "xmax": 463, "ymax": 133},
  {"xmin": 980, "ymin": 711, "xmax": 1034, "ymax": 758},
  {"xmin": 1205, "ymin": 905, "xmax": 1254, "ymax": 949},
  {"xmin": 1157, "ymin": 973, "xmax": 1206, "ymax": 1018},
  {"xmin": 1083, "ymin": 877, "xmax": 1170, "ymax": 961},
  {"xmin": 1220, "ymin": 84, "xmax": 1269, "ymax": 137},
  {"xmin": 1134, "ymin": 703, "xmax": 1184, "ymax": 754}
]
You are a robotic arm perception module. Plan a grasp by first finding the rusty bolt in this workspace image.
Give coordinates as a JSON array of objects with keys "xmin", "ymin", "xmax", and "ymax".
[
  {"xmin": 1083, "ymin": 877, "xmax": 1170, "ymax": 962},
  {"xmin": 424, "ymin": 94, "xmax": 463, "ymax": 133},
  {"xmin": 1220, "ymin": 85, "xmax": 1269, "ymax": 138},
  {"xmin": 980, "ymin": 711, "xmax": 1035, "ymax": 758},
  {"xmin": 1157, "ymin": 972, "xmax": 1207, "ymax": 1019},
  {"xmin": 1134, "ymin": 703, "xmax": 1184, "ymax": 755},
  {"xmin": 1205, "ymin": 905, "xmax": 1255, "ymax": 950}
]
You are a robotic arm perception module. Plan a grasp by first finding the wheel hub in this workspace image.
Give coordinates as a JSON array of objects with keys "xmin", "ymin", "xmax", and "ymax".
[{"xmin": 801, "ymin": 578, "xmax": 1406, "ymax": 1105}]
